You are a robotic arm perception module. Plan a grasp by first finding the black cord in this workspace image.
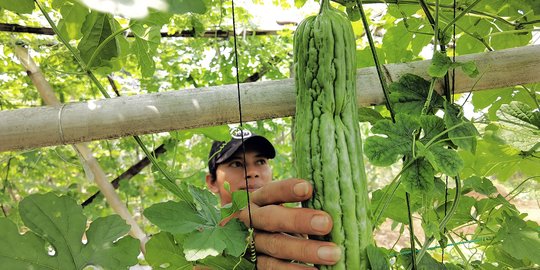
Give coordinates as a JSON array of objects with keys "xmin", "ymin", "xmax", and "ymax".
[{"xmin": 231, "ymin": 0, "xmax": 257, "ymax": 267}]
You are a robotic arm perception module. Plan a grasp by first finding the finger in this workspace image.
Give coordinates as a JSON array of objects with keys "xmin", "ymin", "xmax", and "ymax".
[
  {"xmin": 257, "ymin": 255, "xmax": 316, "ymax": 270},
  {"xmin": 239, "ymin": 205, "xmax": 332, "ymax": 235},
  {"xmin": 251, "ymin": 178, "xmax": 312, "ymax": 206},
  {"xmin": 254, "ymin": 232, "xmax": 341, "ymax": 266}
]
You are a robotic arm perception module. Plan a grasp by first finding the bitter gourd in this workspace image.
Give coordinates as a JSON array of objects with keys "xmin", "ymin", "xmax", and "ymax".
[{"xmin": 293, "ymin": 0, "xmax": 373, "ymax": 269}]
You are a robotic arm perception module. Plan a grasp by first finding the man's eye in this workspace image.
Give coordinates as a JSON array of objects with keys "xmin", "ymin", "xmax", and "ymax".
[
  {"xmin": 256, "ymin": 159, "xmax": 267, "ymax": 165},
  {"xmin": 230, "ymin": 161, "xmax": 243, "ymax": 168}
]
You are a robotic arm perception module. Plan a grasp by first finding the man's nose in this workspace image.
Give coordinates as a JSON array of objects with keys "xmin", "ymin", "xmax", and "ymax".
[{"xmin": 245, "ymin": 165, "xmax": 259, "ymax": 179}]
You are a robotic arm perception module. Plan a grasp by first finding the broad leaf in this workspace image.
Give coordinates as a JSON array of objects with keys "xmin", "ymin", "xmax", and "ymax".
[
  {"xmin": 131, "ymin": 23, "xmax": 162, "ymax": 77},
  {"xmin": 443, "ymin": 101, "xmax": 479, "ymax": 153},
  {"xmin": 428, "ymin": 51, "xmax": 453, "ymax": 78},
  {"xmin": 183, "ymin": 219, "xmax": 247, "ymax": 261},
  {"xmin": 364, "ymin": 114, "xmax": 420, "ymax": 166},
  {"xmin": 358, "ymin": 107, "xmax": 385, "ymax": 124},
  {"xmin": 388, "ymin": 74, "xmax": 444, "ymax": 115},
  {"xmin": 418, "ymin": 115, "xmax": 447, "ymax": 144},
  {"xmin": 493, "ymin": 101, "xmax": 540, "ymax": 152},
  {"xmin": 401, "ymin": 157, "xmax": 435, "ymax": 194},
  {"xmin": 57, "ymin": 1, "xmax": 89, "ymax": 40},
  {"xmin": 498, "ymin": 101, "xmax": 540, "ymax": 129},
  {"xmin": 145, "ymin": 232, "xmax": 192, "ymax": 270},
  {"xmin": 424, "ymin": 145, "xmax": 464, "ymax": 176},
  {"xmin": 496, "ymin": 214, "xmax": 540, "ymax": 265},
  {"xmin": 145, "ymin": 186, "xmax": 248, "ymax": 262},
  {"xmin": 366, "ymin": 244, "xmax": 391, "ymax": 270},
  {"xmin": 144, "ymin": 201, "xmax": 206, "ymax": 234},
  {"xmin": 221, "ymin": 190, "xmax": 249, "ymax": 220},
  {"xmin": 78, "ymin": 12, "xmax": 119, "ymax": 69},
  {"xmin": 462, "ymin": 176, "xmax": 497, "ymax": 196},
  {"xmin": 0, "ymin": 193, "xmax": 139, "ymax": 269},
  {"xmin": 398, "ymin": 249, "xmax": 446, "ymax": 270},
  {"xmin": 0, "ymin": 0, "xmax": 34, "ymax": 14}
]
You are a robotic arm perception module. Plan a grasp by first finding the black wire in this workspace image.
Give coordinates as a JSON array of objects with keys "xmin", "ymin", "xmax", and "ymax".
[{"xmin": 231, "ymin": 0, "xmax": 256, "ymax": 266}]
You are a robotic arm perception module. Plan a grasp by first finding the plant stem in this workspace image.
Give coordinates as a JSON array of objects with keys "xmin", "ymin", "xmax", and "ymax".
[
  {"xmin": 356, "ymin": 0, "xmax": 395, "ymax": 121},
  {"xmin": 406, "ymin": 192, "xmax": 417, "ymax": 269},
  {"xmin": 415, "ymin": 175, "xmax": 461, "ymax": 264}
]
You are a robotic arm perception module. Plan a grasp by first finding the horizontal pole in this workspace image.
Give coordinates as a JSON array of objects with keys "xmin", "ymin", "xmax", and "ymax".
[{"xmin": 1, "ymin": 45, "xmax": 539, "ymax": 152}]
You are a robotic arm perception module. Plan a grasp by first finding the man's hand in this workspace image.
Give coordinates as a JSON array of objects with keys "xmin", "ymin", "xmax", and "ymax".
[{"xmin": 238, "ymin": 178, "xmax": 341, "ymax": 270}]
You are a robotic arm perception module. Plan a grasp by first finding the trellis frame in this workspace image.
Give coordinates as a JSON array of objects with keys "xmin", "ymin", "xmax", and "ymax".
[{"xmin": 1, "ymin": 45, "xmax": 539, "ymax": 152}]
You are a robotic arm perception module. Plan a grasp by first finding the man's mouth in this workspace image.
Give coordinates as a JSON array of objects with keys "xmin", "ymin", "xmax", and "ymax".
[{"xmin": 239, "ymin": 186, "xmax": 261, "ymax": 192}]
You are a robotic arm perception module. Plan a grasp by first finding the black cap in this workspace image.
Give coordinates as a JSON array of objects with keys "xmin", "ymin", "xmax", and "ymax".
[{"xmin": 208, "ymin": 130, "xmax": 275, "ymax": 179}]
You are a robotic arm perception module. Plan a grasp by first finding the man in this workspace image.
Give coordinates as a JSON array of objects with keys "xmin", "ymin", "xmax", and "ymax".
[{"xmin": 205, "ymin": 131, "xmax": 341, "ymax": 270}]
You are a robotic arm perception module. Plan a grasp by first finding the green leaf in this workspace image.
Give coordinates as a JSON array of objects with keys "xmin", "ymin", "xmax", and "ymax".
[
  {"xmin": 219, "ymin": 219, "xmax": 249, "ymax": 257},
  {"xmin": 418, "ymin": 115, "xmax": 447, "ymax": 144},
  {"xmin": 462, "ymin": 176, "xmax": 497, "ymax": 196},
  {"xmin": 199, "ymin": 255, "xmax": 254, "ymax": 270},
  {"xmin": 145, "ymin": 232, "xmax": 192, "ymax": 270},
  {"xmin": 498, "ymin": 101, "xmax": 540, "ymax": 129},
  {"xmin": 428, "ymin": 51, "xmax": 453, "ymax": 78},
  {"xmin": 398, "ymin": 248, "xmax": 446, "ymax": 270},
  {"xmin": 388, "ymin": 74, "xmax": 444, "ymax": 115},
  {"xmin": 57, "ymin": 1, "xmax": 89, "ymax": 40},
  {"xmin": 144, "ymin": 201, "xmax": 206, "ymax": 234},
  {"xmin": 78, "ymin": 12, "xmax": 119, "ymax": 68},
  {"xmin": 0, "ymin": 193, "xmax": 138, "ymax": 269},
  {"xmin": 424, "ymin": 145, "xmax": 464, "ymax": 176},
  {"xmin": 166, "ymin": 0, "xmax": 206, "ymax": 14},
  {"xmin": 190, "ymin": 125, "xmax": 232, "ymax": 141},
  {"xmin": 382, "ymin": 21, "xmax": 414, "ymax": 63},
  {"xmin": 364, "ymin": 114, "xmax": 420, "ymax": 166},
  {"xmin": 489, "ymin": 102, "xmax": 540, "ymax": 152},
  {"xmin": 401, "ymin": 157, "xmax": 435, "ymax": 194},
  {"xmin": 367, "ymin": 244, "xmax": 391, "ymax": 270},
  {"xmin": 443, "ymin": 101, "xmax": 479, "ymax": 153},
  {"xmin": 183, "ymin": 228, "xmax": 226, "ymax": 261},
  {"xmin": 189, "ymin": 185, "xmax": 220, "ymax": 224},
  {"xmin": 221, "ymin": 190, "xmax": 248, "ymax": 220},
  {"xmin": 0, "ymin": 0, "xmax": 34, "ymax": 14},
  {"xmin": 460, "ymin": 61, "xmax": 479, "ymax": 77},
  {"xmin": 496, "ymin": 214, "xmax": 540, "ymax": 265},
  {"xmin": 358, "ymin": 107, "xmax": 385, "ymax": 124},
  {"xmin": 131, "ymin": 23, "xmax": 161, "ymax": 77}
]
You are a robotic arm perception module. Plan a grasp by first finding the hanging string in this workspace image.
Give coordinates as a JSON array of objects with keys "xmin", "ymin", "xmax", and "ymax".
[
  {"xmin": 442, "ymin": 0, "xmax": 458, "ymax": 264},
  {"xmin": 231, "ymin": 0, "xmax": 257, "ymax": 266}
]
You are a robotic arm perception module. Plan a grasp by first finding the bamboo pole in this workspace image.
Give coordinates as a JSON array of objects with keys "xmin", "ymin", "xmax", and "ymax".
[
  {"xmin": 1, "ymin": 45, "xmax": 540, "ymax": 152},
  {"xmin": 13, "ymin": 46, "xmax": 148, "ymax": 252}
]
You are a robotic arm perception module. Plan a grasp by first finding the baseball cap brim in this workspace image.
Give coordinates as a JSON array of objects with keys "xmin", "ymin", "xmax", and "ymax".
[{"xmin": 215, "ymin": 135, "xmax": 276, "ymax": 164}]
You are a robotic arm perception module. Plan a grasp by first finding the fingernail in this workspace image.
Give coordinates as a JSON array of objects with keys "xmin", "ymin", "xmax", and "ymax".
[
  {"xmin": 293, "ymin": 182, "xmax": 309, "ymax": 197},
  {"xmin": 311, "ymin": 215, "xmax": 329, "ymax": 232},
  {"xmin": 318, "ymin": 246, "xmax": 341, "ymax": 262}
]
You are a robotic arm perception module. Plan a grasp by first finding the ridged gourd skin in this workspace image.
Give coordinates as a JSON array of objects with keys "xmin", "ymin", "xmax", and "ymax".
[{"xmin": 293, "ymin": 0, "xmax": 373, "ymax": 269}]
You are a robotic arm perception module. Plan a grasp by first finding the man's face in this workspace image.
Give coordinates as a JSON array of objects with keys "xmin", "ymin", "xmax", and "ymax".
[{"xmin": 206, "ymin": 149, "xmax": 272, "ymax": 205}]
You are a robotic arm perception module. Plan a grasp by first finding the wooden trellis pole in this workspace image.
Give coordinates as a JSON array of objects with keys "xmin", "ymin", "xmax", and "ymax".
[{"xmin": 1, "ymin": 45, "xmax": 539, "ymax": 152}]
